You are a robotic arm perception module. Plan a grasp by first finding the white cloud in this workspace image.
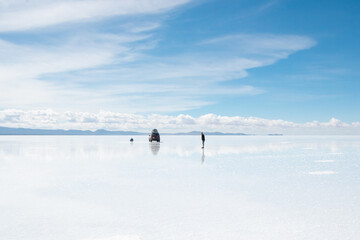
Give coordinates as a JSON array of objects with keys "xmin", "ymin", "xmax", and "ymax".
[
  {"xmin": 0, "ymin": 0, "xmax": 190, "ymax": 32},
  {"xmin": 200, "ymin": 34, "xmax": 316, "ymax": 60},
  {"xmin": 124, "ymin": 22, "xmax": 162, "ymax": 33},
  {"xmin": 0, "ymin": 34, "xmax": 140, "ymax": 109},
  {"xmin": 0, "ymin": 109, "xmax": 59, "ymax": 129},
  {"xmin": 0, "ymin": 109, "xmax": 359, "ymax": 135},
  {"xmin": 0, "ymin": 32, "xmax": 313, "ymax": 112}
]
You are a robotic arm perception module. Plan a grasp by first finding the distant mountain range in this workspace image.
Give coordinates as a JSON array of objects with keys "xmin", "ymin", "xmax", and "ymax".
[{"xmin": 0, "ymin": 126, "xmax": 264, "ymax": 135}]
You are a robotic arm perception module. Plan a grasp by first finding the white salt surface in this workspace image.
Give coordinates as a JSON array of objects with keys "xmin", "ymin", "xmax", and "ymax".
[{"xmin": 0, "ymin": 135, "xmax": 359, "ymax": 240}]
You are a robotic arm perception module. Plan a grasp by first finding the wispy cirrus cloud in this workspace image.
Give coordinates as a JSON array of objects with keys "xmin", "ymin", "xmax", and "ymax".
[
  {"xmin": 0, "ymin": 0, "xmax": 190, "ymax": 32},
  {"xmin": 0, "ymin": 0, "xmax": 316, "ymax": 113},
  {"xmin": 0, "ymin": 33, "xmax": 147, "ymax": 109},
  {"xmin": 200, "ymin": 34, "xmax": 316, "ymax": 59},
  {"xmin": 38, "ymin": 33, "xmax": 313, "ymax": 112}
]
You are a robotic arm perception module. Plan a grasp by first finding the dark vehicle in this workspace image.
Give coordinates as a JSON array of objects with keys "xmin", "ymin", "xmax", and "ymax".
[{"xmin": 149, "ymin": 129, "xmax": 160, "ymax": 142}]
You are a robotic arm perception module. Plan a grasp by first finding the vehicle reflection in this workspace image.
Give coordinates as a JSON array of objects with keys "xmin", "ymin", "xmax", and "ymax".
[{"xmin": 149, "ymin": 142, "xmax": 160, "ymax": 155}]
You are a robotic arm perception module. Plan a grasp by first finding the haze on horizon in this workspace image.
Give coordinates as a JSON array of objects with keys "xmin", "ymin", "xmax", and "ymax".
[{"xmin": 0, "ymin": 0, "xmax": 359, "ymax": 134}]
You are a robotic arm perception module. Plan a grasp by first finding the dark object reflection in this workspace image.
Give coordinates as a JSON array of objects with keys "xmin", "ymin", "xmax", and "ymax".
[
  {"xmin": 201, "ymin": 148, "xmax": 205, "ymax": 164},
  {"xmin": 149, "ymin": 142, "xmax": 160, "ymax": 155}
]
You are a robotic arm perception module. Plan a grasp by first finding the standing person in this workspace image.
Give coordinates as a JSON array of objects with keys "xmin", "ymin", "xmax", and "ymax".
[{"xmin": 201, "ymin": 132, "xmax": 205, "ymax": 148}]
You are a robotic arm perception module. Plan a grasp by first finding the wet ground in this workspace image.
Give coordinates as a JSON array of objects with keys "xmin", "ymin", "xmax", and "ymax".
[{"xmin": 0, "ymin": 135, "xmax": 359, "ymax": 240}]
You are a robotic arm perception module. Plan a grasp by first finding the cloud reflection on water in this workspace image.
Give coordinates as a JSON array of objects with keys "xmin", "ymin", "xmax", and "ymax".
[{"xmin": 0, "ymin": 136, "xmax": 359, "ymax": 161}]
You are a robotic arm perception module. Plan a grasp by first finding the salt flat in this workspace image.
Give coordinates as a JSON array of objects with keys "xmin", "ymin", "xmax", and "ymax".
[{"xmin": 0, "ymin": 135, "xmax": 359, "ymax": 240}]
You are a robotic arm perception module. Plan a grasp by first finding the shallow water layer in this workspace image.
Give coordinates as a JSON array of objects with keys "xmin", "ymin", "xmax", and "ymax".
[{"xmin": 0, "ymin": 135, "xmax": 359, "ymax": 240}]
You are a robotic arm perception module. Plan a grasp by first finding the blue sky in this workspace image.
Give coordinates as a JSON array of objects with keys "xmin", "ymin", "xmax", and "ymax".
[
  {"xmin": 166, "ymin": 0, "xmax": 360, "ymax": 122},
  {"xmin": 0, "ymin": 0, "xmax": 359, "ymax": 133}
]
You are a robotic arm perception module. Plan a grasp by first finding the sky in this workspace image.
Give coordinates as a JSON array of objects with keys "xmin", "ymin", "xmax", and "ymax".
[{"xmin": 0, "ymin": 0, "xmax": 359, "ymax": 134}]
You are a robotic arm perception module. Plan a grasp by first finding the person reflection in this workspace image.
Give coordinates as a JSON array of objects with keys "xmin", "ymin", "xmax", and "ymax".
[
  {"xmin": 201, "ymin": 148, "xmax": 205, "ymax": 164},
  {"xmin": 149, "ymin": 142, "xmax": 160, "ymax": 155}
]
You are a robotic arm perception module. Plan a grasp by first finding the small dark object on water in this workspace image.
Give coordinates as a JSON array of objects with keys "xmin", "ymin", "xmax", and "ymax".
[{"xmin": 130, "ymin": 138, "xmax": 134, "ymax": 142}]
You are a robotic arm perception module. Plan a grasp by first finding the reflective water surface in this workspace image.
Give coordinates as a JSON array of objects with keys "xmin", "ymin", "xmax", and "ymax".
[{"xmin": 0, "ymin": 135, "xmax": 359, "ymax": 240}]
